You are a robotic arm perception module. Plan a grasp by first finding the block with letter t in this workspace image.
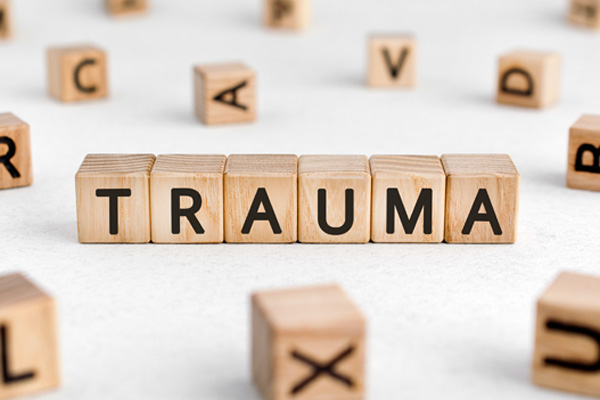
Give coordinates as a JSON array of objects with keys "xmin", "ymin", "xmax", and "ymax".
[{"xmin": 567, "ymin": 114, "xmax": 600, "ymax": 191}]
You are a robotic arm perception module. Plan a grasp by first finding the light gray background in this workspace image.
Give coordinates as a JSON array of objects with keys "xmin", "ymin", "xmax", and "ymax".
[{"xmin": 1, "ymin": 0, "xmax": 599, "ymax": 398}]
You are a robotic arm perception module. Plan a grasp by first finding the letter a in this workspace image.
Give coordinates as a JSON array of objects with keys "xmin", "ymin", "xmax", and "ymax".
[
  {"xmin": 461, "ymin": 189, "xmax": 502, "ymax": 235},
  {"xmin": 213, "ymin": 81, "xmax": 248, "ymax": 111}
]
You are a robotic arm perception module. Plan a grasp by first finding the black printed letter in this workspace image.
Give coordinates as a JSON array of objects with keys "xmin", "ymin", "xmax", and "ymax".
[
  {"xmin": 544, "ymin": 320, "xmax": 600, "ymax": 372},
  {"xmin": 171, "ymin": 188, "xmax": 204, "ymax": 235},
  {"xmin": 74, "ymin": 59, "xmax": 97, "ymax": 94},
  {"xmin": 0, "ymin": 137, "xmax": 20, "ymax": 178},
  {"xmin": 242, "ymin": 188, "xmax": 282, "ymax": 235},
  {"xmin": 95, "ymin": 189, "xmax": 131, "ymax": 235},
  {"xmin": 575, "ymin": 144, "xmax": 600, "ymax": 173},
  {"xmin": 500, "ymin": 68, "xmax": 534, "ymax": 97},
  {"xmin": 213, "ymin": 81, "xmax": 248, "ymax": 111},
  {"xmin": 318, "ymin": 189, "xmax": 354, "ymax": 235},
  {"xmin": 462, "ymin": 189, "xmax": 502, "ymax": 235},
  {"xmin": 1, "ymin": 325, "xmax": 35, "ymax": 384},
  {"xmin": 386, "ymin": 188, "xmax": 432, "ymax": 235},
  {"xmin": 382, "ymin": 48, "xmax": 409, "ymax": 79}
]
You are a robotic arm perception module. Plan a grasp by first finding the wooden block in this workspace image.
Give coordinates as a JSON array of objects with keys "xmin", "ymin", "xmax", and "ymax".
[
  {"xmin": 47, "ymin": 45, "xmax": 109, "ymax": 102},
  {"xmin": 106, "ymin": 0, "xmax": 147, "ymax": 16},
  {"xmin": 194, "ymin": 63, "xmax": 256, "ymax": 125},
  {"xmin": 0, "ymin": 0, "xmax": 12, "ymax": 39},
  {"xmin": 368, "ymin": 35, "xmax": 417, "ymax": 88},
  {"xmin": 0, "ymin": 113, "xmax": 32, "ymax": 190},
  {"xmin": 370, "ymin": 155, "xmax": 445, "ymax": 243},
  {"xmin": 150, "ymin": 155, "xmax": 226, "ymax": 243},
  {"xmin": 441, "ymin": 154, "xmax": 520, "ymax": 244},
  {"xmin": 252, "ymin": 284, "xmax": 365, "ymax": 400},
  {"xmin": 496, "ymin": 50, "xmax": 561, "ymax": 109},
  {"xmin": 567, "ymin": 114, "xmax": 600, "ymax": 191},
  {"xmin": 224, "ymin": 155, "xmax": 297, "ymax": 243},
  {"xmin": 0, "ymin": 273, "xmax": 59, "ymax": 399},
  {"xmin": 533, "ymin": 272, "xmax": 600, "ymax": 397},
  {"xmin": 298, "ymin": 155, "xmax": 371, "ymax": 243},
  {"xmin": 569, "ymin": 0, "xmax": 600, "ymax": 29},
  {"xmin": 264, "ymin": 0, "xmax": 310, "ymax": 29},
  {"xmin": 75, "ymin": 154, "xmax": 155, "ymax": 243}
]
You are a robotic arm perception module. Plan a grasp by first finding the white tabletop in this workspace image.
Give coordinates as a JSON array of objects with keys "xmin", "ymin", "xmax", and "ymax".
[{"xmin": 1, "ymin": 0, "xmax": 598, "ymax": 398}]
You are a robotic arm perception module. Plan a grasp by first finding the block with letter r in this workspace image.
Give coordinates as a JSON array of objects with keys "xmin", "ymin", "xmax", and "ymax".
[{"xmin": 567, "ymin": 114, "xmax": 600, "ymax": 191}]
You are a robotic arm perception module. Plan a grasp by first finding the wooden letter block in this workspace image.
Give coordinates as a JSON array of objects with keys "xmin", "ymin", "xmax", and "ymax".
[
  {"xmin": 150, "ymin": 155, "xmax": 226, "ymax": 244},
  {"xmin": 264, "ymin": 0, "xmax": 310, "ymax": 29},
  {"xmin": 47, "ymin": 45, "xmax": 109, "ymax": 102},
  {"xmin": 298, "ymin": 155, "xmax": 371, "ymax": 243},
  {"xmin": 252, "ymin": 284, "xmax": 365, "ymax": 400},
  {"xmin": 569, "ymin": 0, "xmax": 600, "ymax": 29},
  {"xmin": 0, "ymin": 113, "xmax": 32, "ymax": 190},
  {"xmin": 0, "ymin": 0, "xmax": 12, "ymax": 39},
  {"xmin": 194, "ymin": 63, "xmax": 256, "ymax": 125},
  {"xmin": 533, "ymin": 272, "xmax": 600, "ymax": 397},
  {"xmin": 368, "ymin": 35, "xmax": 417, "ymax": 88},
  {"xmin": 0, "ymin": 273, "xmax": 59, "ymax": 399},
  {"xmin": 496, "ymin": 50, "xmax": 561, "ymax": 109},
  {"xmin": 442, "ymin": 154, "xmax": 520, "ymax": 244},
  {"xmin": 106, "ymin": 0, "xmax": 147, "ymax": 16},
  {"xmin": 370, "ymin": 155, "xmax": 445, "ymax": 243},
  {"xmin": 567, "ymin": 114, "xmax": 600, "ymax": 191},
  {"xmin": 224, "ymin": 155, "xmax": 297, "ymax": 243},
  {"xmin": 75, "ymin": 154, "xmax": 155, "ymax": 243}
]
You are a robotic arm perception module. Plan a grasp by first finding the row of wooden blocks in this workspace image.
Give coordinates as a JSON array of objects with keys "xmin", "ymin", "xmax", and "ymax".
[
  {"xmin": 74, "ymin": 153, "xmax": 521, "ymax": 244},
  {"xmin": 5, "ymin": 271, "xmax": 600, "ymax": 399}
]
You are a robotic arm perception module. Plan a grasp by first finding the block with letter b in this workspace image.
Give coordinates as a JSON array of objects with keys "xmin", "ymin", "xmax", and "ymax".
[
  {"xmin": 75, "ymin": 154, "xmax": 155, "ymax": 243},
  {"xmin": 370, "ymin": 155, "xmax": 445, "ymax": 243},
  {"xmin": 569, "ymin": 0, "xmax": 600, "ymax": 29},
  {"xmin": 368, "ymin": 34, "xmax": 417, "ymax": 88},
  {"xmin": 442, "ymin": 154, "xmax": 520, "ymax": 244},
  {"xmin": 0, "ymin": 273, "xmax": 59, "ymax": 399},
  {"xmin": 224, "ymin": 155, "xmax": 297, "ymax": 243},
  {"xmin": 567, "ymin": 114, "xmax": 600, "ymax": 191},
  {"xmin": 0, "ymin": 0, "xmax": 12, "ymax": 39},
  {"xmin": 106, "ymin": 0, "xmax": 148, "ymax": 16},
  {"xmin": 496, "ymin": 50, "xmax": 561, "ymax": 109},
  {"xmin": 150, "ymin": 155, "xmax": 226, "ymax": 243},
  {"xmin": 252, "ymin": 284, "xmax": 365, "ymax": 400},
  {"xmin": 194, "ymin": 63, "xmax": 256, "ymax": 125},
  {"xmin": 47, "ymin": 45, "xmax": 109, "ymax": 102},
  {"xmin": 0, "ymin": 113, "xmax": 32, "ymax": 190},
  {"xmin": 533, "ymin": 272, "xmax": 600, "ymax": 397},
  {"xmin": 265, "ymin": 0, "xmax": 310, "ymax": 29}
]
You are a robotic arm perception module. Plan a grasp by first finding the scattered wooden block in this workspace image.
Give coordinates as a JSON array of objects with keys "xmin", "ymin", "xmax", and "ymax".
[
  {"xmin": 496, "ymin": 50, "xmax": 561, "ymax": 109},
  {"xmin": 252, "ymin": 284, "xmax": 365, "ymax": 400},
  {"xmin": 0, "ymin": 113, "xmax": 32, "ymax": 190},
  {"xmin": 533, "ymin": 272, "xmax": 600, "ymax": 397},
  {"xmin": 194, "ymin": 63, "xmax": 256, "ymax": 125},
  {"xmin": 298, "ymin": 155, "xmax": 371, "ymax": 243},
  {"xmin": 264, "ymin": 0, "xmax": 310, "ymax": 29},
  {"xmin": 0, "ymin": 0, "xmax": 12, "ymax": 39},
  {"xmin": 150, "ymin": 155, "xmax": 226, "ymax": 244},
  {"xmin": 0, "ymin": 273, "xmax": 59, "ymax": 399},
  {"xmin": 569, "ymin": 0, "xmax": 600, "ymax": 29},
  {"xmin": 224, "ymin": 155, "xmax": 297, "ymax": 243},
  {"xmin": 75, "ymin": 154, "xmax": 155, "ymax": 243},
  {"xmin": 106, "ymin": 0, "xmax": 147, "ymax": 16},
  {"xmin": 368, "ymin": 34, "xmax": 417, "ymax": 88},
  {"xmin": 370, "ymin": 155, "xmax": 445, "ymax": 243},
  {"xmin": 567, "ymin": 114, "xmax": 600, "ymax": 191},
  {"xmin": 47, "ymin": 45, "xmax": 109, "ymax": 102},
  {"xmin": 441, "ymin": 154, "xmax": 520, "ymax": 244}
]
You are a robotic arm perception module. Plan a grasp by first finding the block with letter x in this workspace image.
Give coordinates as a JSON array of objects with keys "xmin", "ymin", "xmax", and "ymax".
[
  {"xmin": 252, "ymin": 284, "xmax": 365, "ymax": 400},
  {"xmin": 567, "ymin": 114, "xmax": 600, "ymax": 191}
]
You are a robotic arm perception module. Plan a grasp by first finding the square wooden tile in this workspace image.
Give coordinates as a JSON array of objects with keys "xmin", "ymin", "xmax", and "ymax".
[
  {"xmin": 0, "ymin": 113, "xmax": 32, "ymax": 190},
  {"xmin": 569, "ymin": 0, "xmax": 600, "ymax": 29},
  {"xmin": 368, "ymin": 34, "xmax": 417, "ymax": 87},
  {"xmin": 0, "ymin": 0, "xmax": 12, "ymax": 39},
  {"xmin": 106, "ymin": 0, "xmax": 148, "ymax": 16},
  {"xmin": 264, "ymin": 0, "xmax": 310, "ymax": 29},
  {"xmin": 567, "ymin": 114, "xmax": 600, "ymax": 191}
]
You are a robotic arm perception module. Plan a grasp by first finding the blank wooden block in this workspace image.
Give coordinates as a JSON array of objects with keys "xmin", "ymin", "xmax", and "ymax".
[
  {"xmin": 569, "ymin": 0, "xmax": 600, "ymax": 29},
  {"xmin": 194, "ymin": 63, "xmax": 256, "ymax": 125},
  {"xmin": 0, "ymin": 113, "xmax": 32, "ymax": 190},
  {"xmin": 106, "ymin": 0, "xmax": 147, "ymax": 16},
  {"xmin": 533, "ymin": 272, "xmax": 600, "ymax": 397},
  {"xmin": 370, "ymin": 155, "xmax": 445, "ymax": 243},
  {"xmin": 298, "ymin": 156, "xmax": 371, "ymax": 243},
  {"xmin": 496, "ymin": 50, "xmax": 561, "ymax": 109},
  {"xmin": 47, "ymin": 45, "xmax": 109, "ymax": 102},
  {"xmin": 150, "ymin": 155, "xmax": 226, "ymax": 244},
  {"xmin": 368, "ymin": 35, "xmax": 417, "ymax": 88},
  {"xmin": 252, "ymin": 284, "xmax": 365, "ymax": 400},
  {"xmin": 442, "ymin": 154, "xmax": 520, "ymax": 244},
  {"xmin": 75, "ymin": 154, "xmax": 155, "ymax": 243},
  {"xmin": 264, "ymin": 0, "xmax": 310, "ymax": 29},
  {"xmin": 0, "ymin": 273, "xmax": 59, "ymax": 399},
  {"xmin": 567, "ymin": 114, "xmax": 600, "ymax": 191},
  {"xmin": 0, "ymin": 0, "xmax": 12, "ymax": 39},
  {"xmin": 224, "ymin": 155, "xmax": 297, "ymax": 243}
]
